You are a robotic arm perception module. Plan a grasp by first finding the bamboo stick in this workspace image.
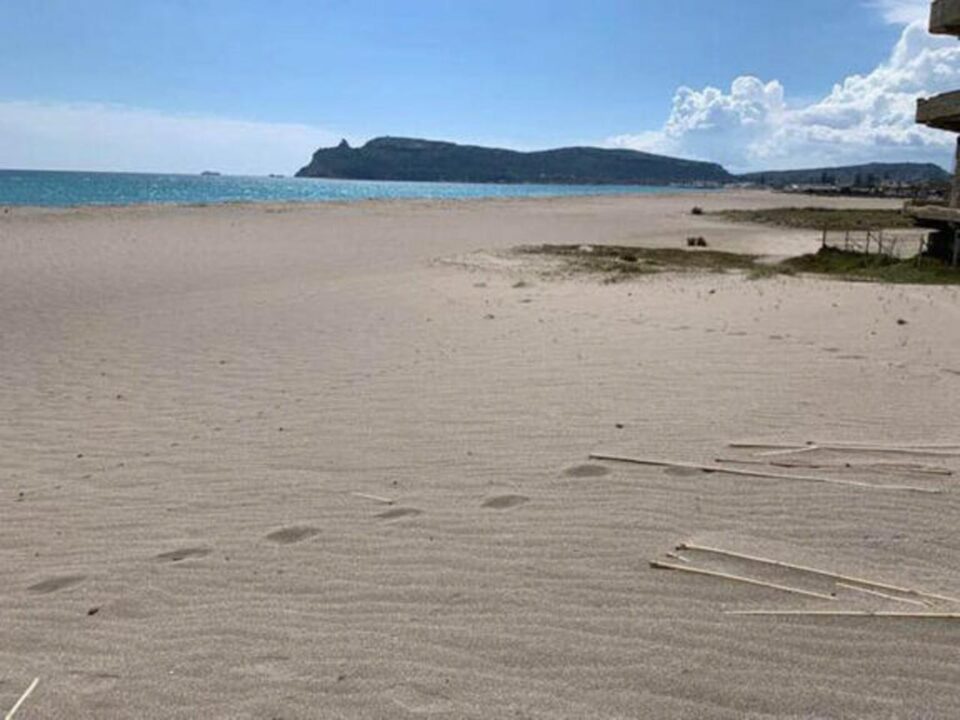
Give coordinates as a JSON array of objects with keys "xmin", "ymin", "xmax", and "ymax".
[
  {"xmin": 714, "ymin": 457, "xmax": 953, "ymax": 476},
  {"xmin": 351, "ymin": 492, "xmax": 395, "ymax": 505},
  {"xmin": 651, "ymin": 560, "xmax": 836, "ymax": 600},
  {"xmin": 730, "ymin": 441, "xmax": 960, "ymax": 457},
  {"xmin": 814, "ymin": 441, "xmax": 960, "ymax": 449},
  {"xmin": 835, "ymin": 582, "xmax": 929, "ymax": 608},
  {"xmin": 677, "ymin": 542, "xmax": 960, "ymax": 605},
  {"xmin": 756, "ymin": 445, "xmax": 820, "ymax": 458},
  {"xmin": 726, "ymin": 610, "xmax": 960, "ymax": 618},
  {"xmin": 840, "ymin": 447, "xmax": 960, "ymax": 457},
  {"xmin": 589, "ymin": 453, "xmax": 942, "ymax": 494},
  {"xmin": 729, "ymin": 442, "xmax": 812, "ymax": 450},
  {"xmin": 5, "ymin": 678, "xmax": 38, "ymax": 720},
  {"xmin": 733, "ymin": 440, "xmax": 960, "ymax": 450}
]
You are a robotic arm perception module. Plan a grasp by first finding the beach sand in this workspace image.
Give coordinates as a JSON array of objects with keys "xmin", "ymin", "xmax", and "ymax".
[{"xmin": 2, "ymin": 191, "xmax": 960, "ymax": 719}]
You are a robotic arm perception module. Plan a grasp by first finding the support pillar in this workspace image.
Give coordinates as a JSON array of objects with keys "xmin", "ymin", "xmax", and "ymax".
[{"xmin": 952, "ymin": 137, "xmax": 960, "ymax": 208}]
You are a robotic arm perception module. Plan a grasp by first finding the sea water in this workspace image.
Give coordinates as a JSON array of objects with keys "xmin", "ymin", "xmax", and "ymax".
[{"xmin": 0, "ymin": 169, "xmax": 710, "ymax": 207}]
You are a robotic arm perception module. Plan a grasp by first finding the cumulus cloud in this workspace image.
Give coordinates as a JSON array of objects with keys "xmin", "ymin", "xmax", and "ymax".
[
  {"xmin": 609, "ymin": 14, "xmax": 960, "ymax": 173},
  {"xmin": 0, "ymin": 101, "xmax": 340, "ymax": 175},
  {"xmin": 869, "ymin": 0, "xmax": 930, "ymax": 25}
]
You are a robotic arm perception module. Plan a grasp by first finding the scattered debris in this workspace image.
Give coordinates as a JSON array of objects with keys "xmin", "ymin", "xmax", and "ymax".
[
  {"xmin": 4, "ymin": 677, "xmax": 39, "ymax": 720},
  {"xmin": 351, "ymin": 492, "xmax": 395, "ymax": 505},
  {"xmin": 727, "ymin": 610, "xmax": 960, "ymax": 619},
  {"xmin": 589, "ymin": 452, "xmax": 941, "ymax": 493},
  {"xmin": 835, "ymin": 583, "xmax": 928, "ymax": 608},
  {"xmin": 714, "ymin": 457, "xmax": 952, "ymax": 476},
  {"xmin": 728, "ymin": 440, "xmax": 960, "ymax": 457},
  {"xmin": 650, "ymin": 560, "xmax": 836, "ymax": 600},
  {"xmin": 676, "ymin": 542, "xmax": 960, "ymax": 605}
]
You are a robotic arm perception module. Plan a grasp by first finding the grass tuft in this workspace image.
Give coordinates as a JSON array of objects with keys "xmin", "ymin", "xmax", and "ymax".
[
  {"xmin": 711, "ymin": 207, "xmax": 917, "ymax": 231},
  {"xmin": 517, "ymin": 244, "xmax": 758, "ymax": 281}
]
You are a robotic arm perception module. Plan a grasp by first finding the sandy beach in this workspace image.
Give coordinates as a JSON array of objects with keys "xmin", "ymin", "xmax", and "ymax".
[{"xmin": 3, "ymin": 190, "xmax": 960, "ymax": 719}]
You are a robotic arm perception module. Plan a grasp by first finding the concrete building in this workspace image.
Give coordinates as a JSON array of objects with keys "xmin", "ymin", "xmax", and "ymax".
[{"xmin": 908, "ymin": 0, "xmax": 960, "ymax": 262}]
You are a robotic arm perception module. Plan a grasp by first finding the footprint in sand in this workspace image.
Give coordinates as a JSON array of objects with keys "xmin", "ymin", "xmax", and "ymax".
[
  {"xmin": 563, "ymin": 464, "xmax": 611, "ymax": 478},
  {"xmin": 155, "ymin": 547, "xmax": 212, "ymax": 563},
  {"xmin": 28, "ymin": 574, "xmax": 87, "ymax": 594},
  {"xmin": 376, "ymin": 508, "xmax": 423, "ymax": 521},
  {"xmin": 265, "ymin": 526, "xmax": 320, "ymax": 545},
  {"xmin": 482, "ymin": 494, "xmax": 529, "ymax": 510}
]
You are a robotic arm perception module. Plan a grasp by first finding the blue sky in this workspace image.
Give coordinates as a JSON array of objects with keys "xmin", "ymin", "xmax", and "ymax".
[{"xmin": 0, "ymin": 0, "xmax": 953, "ymax": 174}]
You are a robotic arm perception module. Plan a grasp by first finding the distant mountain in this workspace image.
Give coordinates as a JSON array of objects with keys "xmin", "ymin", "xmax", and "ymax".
[
  {"xmin": 296, "ymin": 137, "xmax": 733, "ymax": 185},
  {"xmin": 296, "ymin": 138, "xmax": 952, "ymax": 190},
  {"xmin": 738, "ymin": 163, "xmax": 950, "ymax": 187}
]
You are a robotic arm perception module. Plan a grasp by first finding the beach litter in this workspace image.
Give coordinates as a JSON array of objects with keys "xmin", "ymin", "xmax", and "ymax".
[
  {"xmin": 648, "ymin": 541, "xmax": 960, "ymax": 619},
  {"xmin": 589, "ymin": 452, "xmax": 942, "ymax": 494},
  {"xmin": 5, "ymin": 678, "xmax": 39, "ymax": 720}
]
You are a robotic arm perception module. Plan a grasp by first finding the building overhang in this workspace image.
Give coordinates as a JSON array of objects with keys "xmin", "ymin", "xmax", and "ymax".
[
  {"xmin": 906, "ymin": 203, "xmax": 960, "ymax": 226},
  {"xmin": 917, "ymin": 91, "xmax": 960, "ymax": 132},
  {"xmin": 931, "ymin": 0, "xmax": 960, "ymax": 35}
]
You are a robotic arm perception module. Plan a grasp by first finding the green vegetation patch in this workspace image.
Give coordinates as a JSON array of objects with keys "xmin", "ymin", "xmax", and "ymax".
[
  {"xmin": 518, "ymin": 244, "xmax": 758, "ymax": 281},
  {"xmin": 780, "ymin": 246, "xmax": 960, "ymax": 285},
  {"xmin": 518, "ymin": 243, "xmax": 960, "ymax": 285},
  {"xmin": 711, "ymin": 207, "xmax": 917, "ymax": 231}
]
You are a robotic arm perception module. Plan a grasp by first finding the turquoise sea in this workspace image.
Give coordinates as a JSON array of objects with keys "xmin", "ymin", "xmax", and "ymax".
[{"xmin": 0, "ymin": 169, "xmax": 708, "ymax": 207}]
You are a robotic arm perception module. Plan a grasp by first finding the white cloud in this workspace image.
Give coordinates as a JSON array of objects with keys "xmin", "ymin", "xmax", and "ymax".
[
  {"xmin": 0, "ymin": 101, "xmax": 340, "ymax": 175},
  {"xmin": 609, "ymin": 14, "xmax": 960, "ymax": 173},
  {"xmin": 869, "ymin": 0, "xmax": 929, "ymax": 25}
]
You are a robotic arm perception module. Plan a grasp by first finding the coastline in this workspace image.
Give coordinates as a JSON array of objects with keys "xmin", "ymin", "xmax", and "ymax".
[
  {"xmin": 0, "ymin": 188, "xmax": 733, "ymax": 216},
  {"xmin": 0, "ymin": 168, "xmax": 733, "ymax": 211}
]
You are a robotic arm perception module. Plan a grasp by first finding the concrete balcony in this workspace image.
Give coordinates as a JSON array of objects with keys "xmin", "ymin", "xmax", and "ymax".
[
  {"xmin": 930, "ymin": 0, "xmax": 960, "ymax": 35},
  {"xmin": 917, "ymin": 91, "xmax": 960, "ymax": 131},
  {"xmin": 906, "ymin": 203, "xmax": 960, "ymax": 225}
]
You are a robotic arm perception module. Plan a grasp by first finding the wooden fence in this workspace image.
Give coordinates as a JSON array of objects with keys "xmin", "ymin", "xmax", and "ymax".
[{"xmin": 821, "ymin": 229, "xmax": 929, "ymax": 259}]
